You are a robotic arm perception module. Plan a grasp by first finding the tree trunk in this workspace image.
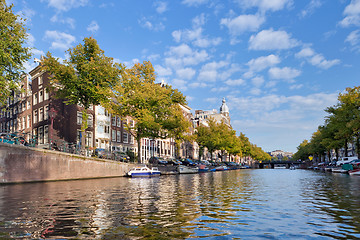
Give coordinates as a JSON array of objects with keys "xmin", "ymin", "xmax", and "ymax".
[
  {"xmin": 137, "ymin": 138, "xmax": 141, "ymax": 163},
  {"xmin": 344, "ymin": 139, "xmax": 348, "ymax": 157},
  {"xmin": 356, "ymin": 134, "xmax": 360, "ymax": 158}
]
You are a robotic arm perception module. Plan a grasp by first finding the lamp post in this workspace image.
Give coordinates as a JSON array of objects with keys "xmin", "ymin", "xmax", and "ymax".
[{"xmin": 49, "ymin": 107, "xmax": 57, "ymax": 150}]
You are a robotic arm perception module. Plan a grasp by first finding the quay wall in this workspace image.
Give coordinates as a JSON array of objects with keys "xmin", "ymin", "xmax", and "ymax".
[{"xmin": 0, "ymin": 143, "xmax": 134, "ymax": 184}]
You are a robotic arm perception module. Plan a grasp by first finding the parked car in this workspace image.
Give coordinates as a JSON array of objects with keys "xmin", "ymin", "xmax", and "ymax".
[
  {"xmin": 180, "ymin": 158, "xmax": 196, "ymax": 166},
  {"xmin": 149, "ymin": 156, "xmax": 168, "ymax": 165},
  {"xmin": 336, "ymin": 156, "xmax": 358, "ymax": 166},
  {"xmin": 168, "ymin": 159, "xmax": 182, "ymax": 165},
  {"xmin": 113, "ymin": 152, "xmax": 130, "ymax": 162}
]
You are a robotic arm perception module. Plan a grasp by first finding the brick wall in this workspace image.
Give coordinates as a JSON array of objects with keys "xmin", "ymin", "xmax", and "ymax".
[{"xmin": 0, "ymin": 143, "xmax": 133, "ymax": 183}]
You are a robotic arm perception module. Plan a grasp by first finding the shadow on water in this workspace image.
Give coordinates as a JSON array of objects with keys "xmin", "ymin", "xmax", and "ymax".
[{"xmin": 0, "ymin": 169, "xmax": 359, "ymax": 239}]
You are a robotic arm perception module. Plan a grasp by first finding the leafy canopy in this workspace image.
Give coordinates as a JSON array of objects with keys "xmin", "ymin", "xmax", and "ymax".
[
  {"xmin": 0, "ymin": 0, "xmax": 32, "ymax": 104},
  {"xmin": 42, "ymin": 37, "xmax": 122, "ymax": 131}
]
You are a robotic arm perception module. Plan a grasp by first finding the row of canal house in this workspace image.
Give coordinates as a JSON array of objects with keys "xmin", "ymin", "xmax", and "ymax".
[{"xmin": 0, "ymin": 63, "xmax": 201, "ymax": 162}]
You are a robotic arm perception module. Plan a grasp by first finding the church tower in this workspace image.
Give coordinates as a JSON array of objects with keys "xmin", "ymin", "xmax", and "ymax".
[{"xmin": 220, "ymin": 98, "xmax": 230, "ymax": 125}]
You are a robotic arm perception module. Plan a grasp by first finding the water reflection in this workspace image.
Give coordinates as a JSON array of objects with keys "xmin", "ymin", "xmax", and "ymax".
[{"xmin": 0, "ymin": 170, "xmax": 359, "ymax": 239}]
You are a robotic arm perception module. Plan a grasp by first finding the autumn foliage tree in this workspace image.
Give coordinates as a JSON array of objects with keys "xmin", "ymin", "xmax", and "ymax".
[
  {"xmin": 0, "ymin": 0, "xmax": 32, "ymax": 105},
  {"xmin": 111, "ymin": 61, "xmax": 188, "ymax": 163},
  {"xmin": 42, "ymin": 37, "xmax": 122, "ymax": 149}
]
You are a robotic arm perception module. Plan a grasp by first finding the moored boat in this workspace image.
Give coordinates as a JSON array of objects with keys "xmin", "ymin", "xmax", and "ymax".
[
  {"xmin": 332, "ymin": 168, "xmax": 348, "ymax": 174},
  {"xmin": 127, "ymin": 166, "xmax": 161, "ymax": 177},
  {"xmin": 348, "ymin": 169, "xmax": 360, "ymax": 175},
  {"xmin": 178, "ymin": 165, "xmax": 199, "ymax": 174}
]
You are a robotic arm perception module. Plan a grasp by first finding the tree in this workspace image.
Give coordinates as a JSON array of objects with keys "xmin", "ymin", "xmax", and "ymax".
[
  {"xmin": 111, "ymin": 61, "xmax": 187, "ymax": 163},
  {"xmin": 195, "ymin": 119, "xmax": 218, "ymax": 160},
  {"xmin": 0, "ymin": 0, "xmax": 32, "ymax": 105},
  {"xmin": 42, "ymin": 37, "xmax": 122, "ymax": 149}
]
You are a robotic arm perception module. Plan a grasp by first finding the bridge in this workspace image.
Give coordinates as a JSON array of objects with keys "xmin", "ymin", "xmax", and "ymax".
[{"xmin": 257, "ymin": 161, "xmax": 304, "ymax": 169}]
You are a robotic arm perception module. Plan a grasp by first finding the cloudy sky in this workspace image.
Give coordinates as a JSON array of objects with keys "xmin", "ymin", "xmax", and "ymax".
[{"xmin": 10, "ymin": 0, "xmax": 360, "ymax": 153}]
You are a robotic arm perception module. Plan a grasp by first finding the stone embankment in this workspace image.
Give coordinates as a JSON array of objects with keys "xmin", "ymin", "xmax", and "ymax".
[{"xmin": 0, "ymin": 143, "xmax": 134, "ymax": 184}]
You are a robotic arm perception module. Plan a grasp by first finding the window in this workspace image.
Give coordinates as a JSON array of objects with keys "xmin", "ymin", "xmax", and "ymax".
[
  {"xmin": 87, "ymin": 114, "xmax": 93, "ymax": 126},
  {"xmin": 116, "ymin": 117, "xmax": 121, "ymax": 127},
  {"xmin": 38, "ymin": 126, "xmax": 44, "ymax": 144},
  {"xmin": 130, "ymin": 120, "xmax": 134, "ymax": 128},
  {"xmin": 22, "ymin": 116, "xmax": 25, "ymax": 129},
  {"xmin": 33, "ymin": 110, "xmax": 38, "ymax": 124},
  {"xmin": 38, "ymin": 76, "xmax": 43, "ymax": 85},
  {"xmin": 39, "ymin": 107, "xmax": 43, "ymax": 122},
  {"xmin": 44, "ymin": 105, "xmax": 49, "ymax": 120},
  {"xmin": 105, "ymin": 125, "xmax": 109, "ymax": 134},
  {"xmin": 22, "ymin": 102, "xmax": 26, "ymax": 111},
  {"xmin": 39, "ymin": 90, "xmax": 43, "ymax": 103},
  {"xmin": 27, "ymin": 115, "xmax": 31, "ymax": 128},
  {"xmin": 44, "ymin": 89, "xmax": 49, "ymax": 100},
  {"xmin": 85, "ymin": 131, "xmax": 93, "ymax": 147},
  {"xmin": 112, "ymin": 129, "xmax": 116, "ymax": 141},
  {"xmin": 122, "ymin": 119, "xmax": 128, "ymax": 126},
  {"xmin": 77, "ymin": 112, "xmax": 82, "ymax": 125},
  {"xmin": 33, "ymin": 93, "xmax": 38, "ymax": 105},
  {"xmin": 111, "ymin": 116, "xmax": 116, "ymax": 126},
  {"xmin": 44, "ymin": 125, "xmax": 48, "ymax": 144},
  {"xmin": 117, "ymin": 130, "xmax": 121, "ymax": 142},
  {"xmin": 130, "ymin": 134, "xmax": 134, "ymax": 144},
  {"xmin": 123, "ymin": 132, "xmax": 128, "ymax": 143},
  {"xmin": 27, "ymin": 100, "xmax": 31, "ymax": 109}
]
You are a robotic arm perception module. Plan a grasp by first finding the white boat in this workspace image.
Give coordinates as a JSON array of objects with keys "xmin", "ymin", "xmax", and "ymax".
[
  {"xmin": 332, "ymin": 168, "xmax": 348, "ymax": 174},
  {"xmin": 348, "ymin": 169, "xmax": 360, "ymax": 175},
  {"xmin": 127, "ymin": 166, "xmax": 161, "ymax": 177},
  {"xmin": 178, "ymin": 165, "xmax": 199, "ymax": 174}
]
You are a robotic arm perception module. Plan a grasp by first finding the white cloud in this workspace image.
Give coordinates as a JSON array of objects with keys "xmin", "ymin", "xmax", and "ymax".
[
  {"xmin": 211, "ymin": 87, "xmax": 229, "ymax": 92},
  {"xmin": 247, "ymin": 54, "xmax": 280, "ymax": 72},
  {"xmin": 249, "ymin": 29, "xmax": 299, "ymax": 50},
  {"xmin": 172, "ymin": 14, "xmax": 221, "ymax": 48},
  {"xmin": 300, "ymin": 0, "xmax": 322, "ymax": 18},
  {"xmin": 269, "ymin": 67, "xmax": 301, "ymax": 80},
  {"xmin": 171, "ymin": 79, "xmax": 188, "ymax": 91},
  {"xmin": 339, "ymin": 0, "xmax": 360, "ymax": 27},
  {"xmin": 44, "ymin": 30, "xmax": 76, "ymax": 51},
  {"xmin": 197, "ymin": 61, "xmax": 228, "ymax": 82},
  {"xmin": 295, "ymin": 47, "xmax": 314, "ymax": 58},
  {"xmin": 251, "ymin": 76, "xmax": 265, "ymax": 87},
  {"xmin": 345, "ymin": 30, "xmax": 360, "ymax": 46},
  {"xmin": 155, "ymin": 65, "xmax": 173, "ymax": 76},
  {"xmin": 42, "ymin": 0, "xmax": 89, "ymax": 12},
  {"xmin": 182, "ymin": 0, "xmax": 208, "ymax": 7},
  {"xmin": 296, "ymin": 47, "xmax": 340, "ymax": 69},
  {"xmin": 309, "ymin": 54, "xmax": 340, "ymax": 69},
  {"xmin": 189, "ymin": 82, "xmax": 208, "ymax": 88},
  {"xmin": 225, "ymin": 78, "xmax": 245, "ymax": 86},
  {"xmin": 176, "ymin": 67, "xmax": 196, "ymax": 80},
  {"xmin": 139, "ymin": 17, "xmax": 165, "ymax": 31},
  {"xmin": 250, "ymin": 88, "xmax": 262, "ymax": 95},
  {"xmin": 50, "ymin": 14, "xmax": 75, "ymax": 29},
  {"xmin": 87, "ymin": 20, "xmax": 99, "ymax": 33},
  {"xmin": 165, "ymin": 44, "xmax": 209, "ymax": 69},
  {"xmin": 220, "ymin": 14, "xmax": 265, "ymax": 36},
  {"xmin": 154, "ymin": 1, "xmax": 168, "ymax": 14},
  {"xmin": 236, "ymin": 0, "xmax": 293, "ymax": 12}
]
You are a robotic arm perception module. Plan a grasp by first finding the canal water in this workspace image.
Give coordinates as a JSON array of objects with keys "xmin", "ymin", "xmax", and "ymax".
[{"xmin": 0, "ymin": 169, "xmax": 359, "ymax": 239}]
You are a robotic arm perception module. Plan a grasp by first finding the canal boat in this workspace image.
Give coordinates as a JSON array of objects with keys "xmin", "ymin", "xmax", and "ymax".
[
  {"xmin": 348, "ymin": 169, "xmax": 360, "ymax": 175},
  {"xmin": 127, "ymin": 166, "xmax": 161, "ymax": 177},
  {"xmin": 331, "ymin": 168, "xmax": 348, "ymax": 174},
  {"xmin": 198, "ymin": 164, "xmax": 209, "ymax": 172},
  {"xmin": 178, "ymin": 165, "xmax": 199, "ymax": 174}
]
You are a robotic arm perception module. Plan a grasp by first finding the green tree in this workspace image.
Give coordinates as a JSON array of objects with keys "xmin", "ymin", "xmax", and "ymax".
[
  {"xmin": 195, "ymin": 119, "xmax": 218, "ymax": 160},
  {"xmin": 0, "ymin": 0, "xmax": 32, "ymax": 104},
  {"xmin": 111, "ymin": 61, "xmax": 187, "ymax": 163},
  {"xmin": 42, "ymin": 37, "xmax": 122, "ymax": 148}
]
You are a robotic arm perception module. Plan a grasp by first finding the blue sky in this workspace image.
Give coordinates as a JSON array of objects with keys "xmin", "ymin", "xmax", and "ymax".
[{"xmin": 10, "ymin": 0, "xmax": 360, "ymax": 153}]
